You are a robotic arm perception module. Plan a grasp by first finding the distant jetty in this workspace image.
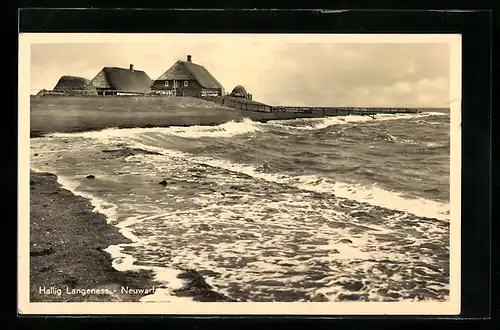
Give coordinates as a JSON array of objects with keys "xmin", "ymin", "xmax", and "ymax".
[{"xmin": 198, "ymin": 95, "xmax": 425, "ymax": 115}]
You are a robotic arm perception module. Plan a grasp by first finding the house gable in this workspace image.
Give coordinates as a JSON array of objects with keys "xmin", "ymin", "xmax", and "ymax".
[
  {"xmin": 91, "ymin": 71, "xmax": 111, "ymax": 89},
  {"xmin": 155, "ymin": 61, "xmax": 194, "ymax": 81},
  {"xmin": 154, "ymin": 59, "xmax": 224, "ymax": 91},
  {"xmin": 182, "ymin": 61, "xmax": 224, "ymax": 90}
]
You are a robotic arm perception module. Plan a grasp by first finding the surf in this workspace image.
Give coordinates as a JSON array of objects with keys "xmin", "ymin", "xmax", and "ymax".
[{"xmin": 266, "ymin": 112, "xmax": 443, "ymax": 131}]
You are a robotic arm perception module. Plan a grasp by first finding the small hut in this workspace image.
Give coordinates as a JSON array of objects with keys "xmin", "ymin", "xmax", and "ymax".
[
  {"xmin": 91, "ymin": 65, "xmax": 153, "ymax": 95},
  {"xmin": 230, "ymin": 85, "xmax": 252, "ymax": 100},
  {"xmin": 53, "ymin": 76, "xmax": 98, "ymax": 96}
]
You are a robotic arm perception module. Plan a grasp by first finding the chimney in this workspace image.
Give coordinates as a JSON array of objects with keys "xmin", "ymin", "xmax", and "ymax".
[
  {"xmin": 187, "ymin": 55, "xmax": 192, "ymax": 62},
  {"xmin": 129, "ymin": 64, "xmax": 134, "ymax": 71}
]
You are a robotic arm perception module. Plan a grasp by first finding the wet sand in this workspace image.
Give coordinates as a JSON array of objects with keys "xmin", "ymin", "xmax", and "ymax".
[
  {"xmin": 29, "ymin": 171, "xmax": 159, "ymax": 302},
  {"xmin": 29, "ymin": 169, "xmax": 234, "ymax": 303}
]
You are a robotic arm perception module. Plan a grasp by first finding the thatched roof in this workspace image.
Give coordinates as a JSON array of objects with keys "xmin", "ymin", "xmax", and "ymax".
[
  {"xmin": 230, "ymin": 85, "xmax": 248, "ymax": 96},
  {"xmin": 36, "ymin": 89, "xmax": 48, "ymax": 96},
  {"xmin": 91, "ymin": 67, "xmax": 153, "ymax": 92},
  {"xmin": 53, "ymin": 75, "xmax": 97, "ymax": 95},
  {"xmin": 155, "ymin": 60, "xmax": 224, "ymax": 90}
]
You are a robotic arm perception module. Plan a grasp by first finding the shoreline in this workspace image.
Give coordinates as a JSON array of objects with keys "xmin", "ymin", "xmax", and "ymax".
[
  {"xmin": 28, "ymin": 113, "xmax": 364, "ymax": 138},
  {"xmin": 29, "ymin": 170, "xmax": 234, "ymax": 302},
  {"xmin": 29, "ymin": 111, "xmax": 434, "ymax": 138},
  {"xmin": 29, "ymin": 171, "xmax": 158, "ymax": 302}
]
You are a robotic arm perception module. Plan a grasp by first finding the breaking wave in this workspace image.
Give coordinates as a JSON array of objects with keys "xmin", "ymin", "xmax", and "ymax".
[
  {"xmin": 32, "ymin": 109, "xmax": 451, "ymax": 303},
  {"xmin": 267, "ymin": 113, "xmax": 441, "ymax": 131}
]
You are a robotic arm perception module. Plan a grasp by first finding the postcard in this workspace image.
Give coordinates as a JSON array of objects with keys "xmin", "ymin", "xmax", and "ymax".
[{"xmin": 18, "ymin": 33, "xmax": 461, "ymax": 315}]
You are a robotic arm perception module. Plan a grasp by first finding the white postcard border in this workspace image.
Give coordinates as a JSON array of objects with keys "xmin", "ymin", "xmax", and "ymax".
[{"xmin": 18, "ymin": 33, "xmax": 462, "ymax": 315}]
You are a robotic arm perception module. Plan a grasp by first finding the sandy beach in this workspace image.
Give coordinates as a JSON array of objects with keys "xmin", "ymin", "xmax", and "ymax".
[{"xmin": 29, "ymin": 171, "xmax": 159, "ymax": 302}]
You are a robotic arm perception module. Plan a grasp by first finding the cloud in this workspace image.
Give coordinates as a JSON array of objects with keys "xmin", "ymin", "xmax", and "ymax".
[
  {"xmin": 416, "ymin": 77, "xmax": 448, "ymax": 91},
  {"xmin": 393, "ymin": 82, "xmax": 412, "ymax": 94},
  {"xmin": 30, "ymin": 41, "xmax": 450, "ymax": 107}
]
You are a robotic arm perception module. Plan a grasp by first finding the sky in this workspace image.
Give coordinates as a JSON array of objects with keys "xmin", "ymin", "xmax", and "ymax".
[{"xmin": 30, "ymin": 37, "xmax": 452, "ymax": 107}]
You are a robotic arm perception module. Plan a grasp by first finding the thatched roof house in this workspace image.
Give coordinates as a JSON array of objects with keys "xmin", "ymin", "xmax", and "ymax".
[
  {"xmin": 151, "ymin": 55, "xmax": 225, "ymax": 97},
  {"xmin": 53, "ymin": 75, "xmax": 98, "ymax": 96},
  {"xmin": 91, "ymin": 64, "xmax": 153, "ymax": 95}
]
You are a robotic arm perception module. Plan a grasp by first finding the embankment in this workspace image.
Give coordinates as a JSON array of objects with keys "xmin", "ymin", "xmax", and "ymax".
[{"xmin": 29, "ymin": 96, "xmax": 425, "ymax": 137}]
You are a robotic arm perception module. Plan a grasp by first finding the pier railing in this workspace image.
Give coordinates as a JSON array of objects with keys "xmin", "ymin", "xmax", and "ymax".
[
  {"xmin": 200, "ymin": 95, "xmax": 273, "ymax": 112},
  {"xmin": 199, "ymin": 95, "xmax": 423, "ymax": 115}
]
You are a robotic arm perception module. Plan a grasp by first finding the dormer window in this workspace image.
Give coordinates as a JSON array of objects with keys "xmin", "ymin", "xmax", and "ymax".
[
  {"xmin": 184, "ymin": 81, "xmax": 188, "ymax": 87},
  {"xmin": 165, "ymin": 81, "xmax": 169, "ymax": 87}
]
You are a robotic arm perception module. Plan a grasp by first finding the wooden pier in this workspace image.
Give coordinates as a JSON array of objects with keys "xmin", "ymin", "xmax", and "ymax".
[
  {"xmin": 199, "ymin": 95, "xmax": 423, "ymax": 115},
  {"xmin": 268, "ymin": 106, "xmax": 421, "ymax": 115}
]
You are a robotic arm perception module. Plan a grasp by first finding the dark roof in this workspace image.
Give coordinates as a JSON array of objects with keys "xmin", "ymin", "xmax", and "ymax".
[
  {"xmin": 93, "ymin": 67, "xmax": 153, "ymax": 92},
  {"xmin": 155, "ymin": 60, "xmax": 224, "ymax": 90},
  {"xmin": 230, "ymin": 85, "xmax": 248, "ymax": 95},
  {"xmin": 53, "ymin": 75, "xmax": 96, "ymax": 91}
]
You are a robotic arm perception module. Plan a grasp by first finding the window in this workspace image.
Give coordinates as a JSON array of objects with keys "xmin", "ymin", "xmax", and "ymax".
[
  {"xmin": 184, "ymin": 81, "xmax": 189, "ymax": 87},
  {"xmin": 165, "ymin": 81, "xmax": 169, "ymax": 87}
]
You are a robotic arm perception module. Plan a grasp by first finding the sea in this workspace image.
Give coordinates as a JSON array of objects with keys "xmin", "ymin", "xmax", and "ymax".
[{"xmin": 30, "ymin": 111, "xmax": 451, "ymax": 303}]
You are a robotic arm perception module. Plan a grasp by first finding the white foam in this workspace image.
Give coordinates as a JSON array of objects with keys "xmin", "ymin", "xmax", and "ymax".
[
  {"xmin": 313, "ymin": 180, "xmax": 449, "ymax": 221},
  {"xmin": 180, "ymin": 156, "xmax": 450, "ymax": 221},
  {"xmin": 117, "ymin": 143, "xmax": 450, "ymax": 220},
  {"xmin": 381, "ymin": 136, "xmax": 446, "ymax": 148},
  {"xmin": 72, "ymin": 161, "xmax": 447, "ymax": 302},
  {"xmin": 421, "ymin": 112, "xmax": 449, "ymax": 116},
  {"xmin": 165, "ymin": 118, "xmax": 261, "ymax": 138},
  {"xmin": 268, "ymin": 113, "xmax": 440, "ymax": 131},
  {"xmin": 48, "ymin": 118, "xmax": 261, "ymax": 140},
  {"xmin": 46, "ymin": 112, "xmax": 446, "ymax": 143},
  {"xmin": 55, "ymin": 174, "xmax": 119, "ymax": 225},
  {"xmin": 103, "ymin": 243, "xmax": 185, "ymax": 297}
]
